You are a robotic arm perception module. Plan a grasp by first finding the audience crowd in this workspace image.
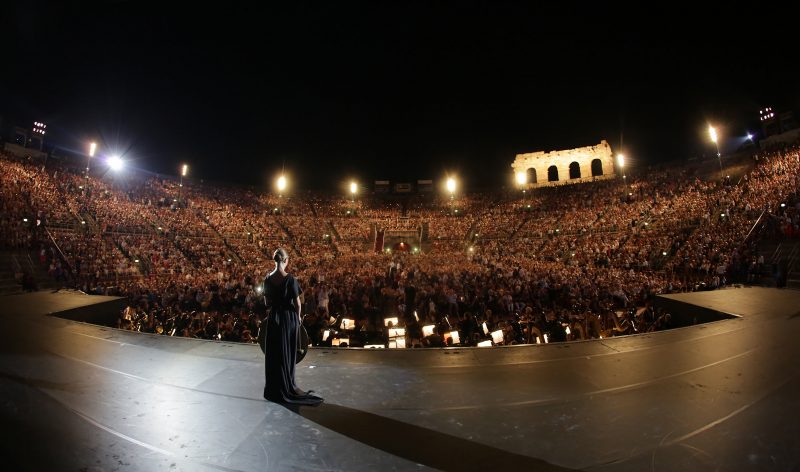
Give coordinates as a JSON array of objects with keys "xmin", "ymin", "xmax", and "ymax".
[{"xmin": 2, "ymin": 143, "xmax": 798, "ymax": 347}]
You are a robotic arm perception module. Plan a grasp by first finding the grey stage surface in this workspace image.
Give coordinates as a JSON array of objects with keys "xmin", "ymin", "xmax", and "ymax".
[{"xmin": 1, "ymin": 288, "xmax": 799, "ymax": 471}]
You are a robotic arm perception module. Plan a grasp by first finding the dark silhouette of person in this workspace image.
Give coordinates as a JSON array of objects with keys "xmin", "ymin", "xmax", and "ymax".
[{"xmin": 263, "ymin": 248, "xmax": 323, "ymax": 405}]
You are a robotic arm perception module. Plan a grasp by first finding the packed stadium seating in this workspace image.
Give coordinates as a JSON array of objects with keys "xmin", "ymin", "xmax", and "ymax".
[{"xmin": 2, "ymin": 143, "xmax": 798, "ymax": 346}]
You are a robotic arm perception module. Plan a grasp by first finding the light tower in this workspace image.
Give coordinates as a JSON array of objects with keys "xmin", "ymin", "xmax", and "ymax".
[{"xmin": 708, "ymin": 125, "xmax": 723, "ymax": 181}]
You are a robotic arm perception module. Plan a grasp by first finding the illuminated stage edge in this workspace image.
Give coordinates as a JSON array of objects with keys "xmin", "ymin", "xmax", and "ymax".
[{"xmin": 0, "ymin": 287, "xmax": 799, "ymax": 471}]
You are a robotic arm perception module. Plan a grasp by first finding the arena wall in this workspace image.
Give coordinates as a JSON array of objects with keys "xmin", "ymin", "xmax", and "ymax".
[{"xmin": 511, "ymin": 140, "xmax": 617, "ymax": 187}]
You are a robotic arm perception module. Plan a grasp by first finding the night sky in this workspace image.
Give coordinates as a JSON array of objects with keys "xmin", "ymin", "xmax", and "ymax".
[{"xmin": 1, "ymin": 3, "xmax": 797, "ymax": 190}]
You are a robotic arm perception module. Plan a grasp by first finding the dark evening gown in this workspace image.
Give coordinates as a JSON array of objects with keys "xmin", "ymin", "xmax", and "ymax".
[{"xmin": 263, "ymin": 273, "xmax": 323, "ymax": 405}]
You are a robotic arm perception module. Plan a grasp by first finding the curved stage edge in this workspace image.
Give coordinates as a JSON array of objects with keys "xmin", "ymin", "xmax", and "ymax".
[{"xmin": 1, "ymin": 288, "xmax": 799, "ymax": 471}]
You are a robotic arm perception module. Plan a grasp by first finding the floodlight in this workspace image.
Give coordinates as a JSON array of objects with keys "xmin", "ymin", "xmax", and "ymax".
[
  {"xmin": 515, "ymin": 171, "xmax": 527, "ymax": 185},
  {"xmin": 108, "ymin": 155, "xmax": 124, "ymax": 171},
  {"xmin": 89, "ymin": 142, "xmax": 97, "ymax": 157},
  {"xmin": 181, "ymin": 164, "xmax": 188, "ymax": 177},
  {"xmin": 277, "ymin": 175, "xmax": 287, "ymax": 192},
  {"xmin": 617, "ymin": 154, "xmax": 625, "ymax": 168},
  {"xmin": 446, "ymin": 177, "xmax": 456, "ymax": 194},
  {"xmin": 350, "ymin": 181, "xmax": 357, "ymax": 194},
  {"xmin": 708, "ymin": 126, "xmax": 718, "ymax": 144}
]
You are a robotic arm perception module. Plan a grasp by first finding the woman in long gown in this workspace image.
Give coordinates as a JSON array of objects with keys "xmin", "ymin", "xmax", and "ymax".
[{"xmin": 263, "ymin": 248, "xmax": 323, "ymax": 404}]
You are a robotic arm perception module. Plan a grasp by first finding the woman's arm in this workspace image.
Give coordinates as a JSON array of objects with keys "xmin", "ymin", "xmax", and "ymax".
[{"xmin": 295, "ymin": 296, "xmax": 303, "ymax": 322}]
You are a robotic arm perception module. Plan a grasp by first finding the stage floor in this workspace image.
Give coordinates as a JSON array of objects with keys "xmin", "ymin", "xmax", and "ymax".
[{"xmin": 1, "ymin": 288, "xmax": 799, "ymax": 471}]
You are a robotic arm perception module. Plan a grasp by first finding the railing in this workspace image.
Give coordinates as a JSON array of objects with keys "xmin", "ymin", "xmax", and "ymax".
[
  {"xmin": 10, "ymin": 254, "xmax": 22, "ymax": 274},
  {"xmin": 787, "ymin": 244, "xmax": 799, "ymax": 275},
  {"xmin": 45, "ymin": 226, "xmax": 74, "ymax": 276},
  {"xmin": 743, "ymin": 209, "xmax": 767, "ymax": 244},
  {"xmin": 25, "ymin": 253, "xmax": 36, "ymax": 275},
  {"xmin": 770, "ymin": 243, "xmax": 783, "ymax": 265}
]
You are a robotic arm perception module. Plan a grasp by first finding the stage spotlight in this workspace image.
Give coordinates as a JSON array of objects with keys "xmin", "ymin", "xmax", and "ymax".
[
  {"xmin": 491, "ymin": 329, "xmax": 504, "ymax": 344},
  {"xmin": 422, "ymin": 325, "xmax": 435, "ymax": 337},
  {"xmin": 384, "ymin": 317, "xmax": 399, "ymax": 327},
  {"xmin": 108, "ymin": 155, "xmax": 124, "ymax": 171},
  {"xmin": 477, "ymin": 340, "xmax": 492, "ymax": 347}
]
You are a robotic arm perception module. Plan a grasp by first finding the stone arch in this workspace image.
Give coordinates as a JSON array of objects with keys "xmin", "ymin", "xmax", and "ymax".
[
  {"xmin": 591, "ymin": 158, "xmax": 603, "ymax": 177},
  {"xmin": 527, "ymin": 168, "xmax": 537, "ymax": 184},
  {"xmin": 547, "ymin": 165, "xmax": 559, "ymax": 182},
  {"xmin": 569, "ymin": 161, "xmax": 581, "ymax": 179}
]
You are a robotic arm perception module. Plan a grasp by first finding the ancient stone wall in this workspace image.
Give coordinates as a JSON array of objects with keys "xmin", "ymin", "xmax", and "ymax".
[{"xmin": 511, "ymin": 140, "xmax": 616, "ymax": 187}]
